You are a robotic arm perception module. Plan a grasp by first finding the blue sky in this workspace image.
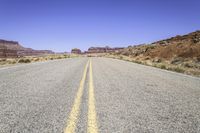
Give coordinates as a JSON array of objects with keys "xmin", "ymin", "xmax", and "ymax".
[{"xmin": 0, "ymin": 0, "xmax": 200, "ymax": 52}]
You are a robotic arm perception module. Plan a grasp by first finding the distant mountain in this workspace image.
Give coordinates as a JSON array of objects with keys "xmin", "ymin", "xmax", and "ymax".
[
  {"xmin": 85, "ymin": 46, "xmax": 124, "ymax": 53},
  {"xmin": 0, "ymin": 39, "xmax": 54, "ymax": 58}
]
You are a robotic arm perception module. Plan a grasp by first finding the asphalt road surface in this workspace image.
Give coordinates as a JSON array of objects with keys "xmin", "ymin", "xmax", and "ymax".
[{"xmin": 0, "ymin": 57, "xmax": 200, "ymax": 133}]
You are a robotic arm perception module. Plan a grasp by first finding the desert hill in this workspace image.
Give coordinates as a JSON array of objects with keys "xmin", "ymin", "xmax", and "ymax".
[
  {"xmin": 115, "ymin": 30, "xmax": 200, "ymax": 59},
  {"xmin": 108, "ymin": 30, "xmax": 200, "ymax": 76}
]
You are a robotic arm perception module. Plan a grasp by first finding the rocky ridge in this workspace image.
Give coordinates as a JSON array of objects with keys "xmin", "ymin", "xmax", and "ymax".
[{"xmin": 0, "ymin": 39, "xmax": 54, "ymax": 58}]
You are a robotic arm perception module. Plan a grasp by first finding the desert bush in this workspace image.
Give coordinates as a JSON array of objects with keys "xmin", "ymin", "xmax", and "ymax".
[
  {"xmin": 134, "ymin": 60, "xmax": 142, "ymax": 64},
  {"xmin": 152, "ymin": 64, "xmax": 158, "ymax": 67},
  {"xmin": 160, "ymin": 64, "xmax": 166, "ymax": 69},
  {"xmin": 168, "ymin": 67, "xmax": 185, "ymax": 73},
  {"xmin": 57, "ymin": 56, "xmax": 62, "ymax": 59},
  {"xmin": 18, "ymin": 58, "xmax": 31, "ymax": 63},
  {"xmin": 183, "ymin": 63, "xmax": 194, "ymax": 68},
  {"xmin": 63, "ymin": 54, "xmax": 69, "ymax": 58},
  {"xmin": 8, "ymin": 60, "xmax": 17, "ymax": 64},
  {"xmin": 0, "ymin": 58, "xmax": 7, "ymax": 62},
  {"xmin": 119, "ymin": 55, "xmax": 123, "ymax": 59},
  {"xmin": 194, "ymin": 57, "xmax": 200, "ymax": 63}
]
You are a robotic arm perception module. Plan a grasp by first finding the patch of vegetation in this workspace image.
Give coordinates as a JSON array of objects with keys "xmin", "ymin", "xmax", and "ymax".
[
  {"xmin": 160, "ymin": 64, "xmax": 166, "ymax": 69},
  {"xmin": 63, "ymin": 54, "xmax": 69, "ymax": 58},
  {"xmin": 18, "ymin": 58, "xmax": 31, "ymax": 63},
  {"xmin": 119, "ymin": 55, "xmax": 123, "ymax": 59},
  {"xmin": 57, "ymin": 56, "xmax": 62, "ymax": 59},
  {"xmin": 168, "ymin": 67, "xmax": 185, "ymax": 73},
  {"xmin": 0, "ymin": 58, "xmax": 7, "ymax": 62},
  {"xmin": 133, "ymin": 60, "xmax": 142, "ymax": 64},
  {"xmin": 8, "ymin": 60, "xmax": 17, "ymax": 64}
]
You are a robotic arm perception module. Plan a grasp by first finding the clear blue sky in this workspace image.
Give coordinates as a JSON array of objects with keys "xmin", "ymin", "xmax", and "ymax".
[{"xmin": 0, "ymin": 0, "xmax": 199, "ymax": 52}]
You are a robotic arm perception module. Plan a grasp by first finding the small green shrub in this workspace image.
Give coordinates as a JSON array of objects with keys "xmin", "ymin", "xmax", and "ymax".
[
  {"xmin": 134, "ymin": 60, "xmax": 142, "ymax": 64},
  {"xmin": 168, "ymin": 67, "xmax": 185, "ymax": 73},
  {"xmin": 0, "ymin": 58, "xmax": 7, "ymax": 62},
  {"xmin": 8, "ymin": 60, "xmax": 17, "ymax": 64},
  {"xmin": 152, "ymin": 64, "xmax": 158, "ymax": 67},
  {"xmin": 57, "ymin": 56, "xmax": 62, "ymax": 59},
  {"xmin": 63, "ymin": 55, "xmax": 69, "ymax": 58},
  {"xmin": 119, "ymin": 55, "xmax": 123, "ymax": 59},
  {"xmin": 160, "ymin": 64, "xmax": 166, "ymax": 69},
  {"xmin": 173, "ymin": 67, "xmax": 185, "ymax": 73},
  {"xmin": 18, "ymin": 58, "xmax": 31, "ymax": 63}
]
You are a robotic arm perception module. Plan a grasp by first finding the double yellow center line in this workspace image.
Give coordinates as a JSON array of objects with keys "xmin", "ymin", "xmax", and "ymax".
[{"xmin": 64, "ymin": 59, "xmax": 98, "ymax": 133}]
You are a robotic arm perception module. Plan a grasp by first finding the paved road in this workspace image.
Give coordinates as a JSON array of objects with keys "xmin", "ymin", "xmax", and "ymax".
[{"xmin": 0, "ymin": 57, "xmax": 200, "ymax": 133}]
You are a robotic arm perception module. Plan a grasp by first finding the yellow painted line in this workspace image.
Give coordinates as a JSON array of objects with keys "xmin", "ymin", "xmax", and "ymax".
[
  {"xmin": 87, "ymin": 59, "xmax": 98, "ymax": 133},
  {"xmin": 64, "ymin": 60, "xmax": 89, "ymax": 133}
]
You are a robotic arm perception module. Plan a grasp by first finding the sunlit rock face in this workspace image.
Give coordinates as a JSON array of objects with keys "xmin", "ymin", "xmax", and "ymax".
[
  {"xmin": 71, "ymin": 48, "xmax": 82, "ymax": 54},
  {"xmin": 86, "ymin": 46, "xmax": 124, "ymax": 53},
  {"xmin": 0, "ymin": 39, "xmax": 54, "ymax": 58}
]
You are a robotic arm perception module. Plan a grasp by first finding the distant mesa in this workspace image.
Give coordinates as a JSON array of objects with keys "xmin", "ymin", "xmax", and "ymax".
[
  {"xmin": 71, "ymin": 48, "xmax": 82, "ymax": 54},
  {"xmin": 0, "ymin": 39, "xmax": 54, "ymax": 58},
  {"xmin": 85, "ymin": 46, "xmax": 124, "ymax": 54},
  {"xmin": 71, "ymin": 46, "xmax": 124, "ymax": 55}
]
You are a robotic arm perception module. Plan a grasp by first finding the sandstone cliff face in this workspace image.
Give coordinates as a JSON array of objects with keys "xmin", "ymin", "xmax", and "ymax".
[
  {"xmin": 0, "ymin": 39, "xmax": 54, "ymax": 58},
  {"xmin": 71, "ymin": 48, "xmax": 81, "ymax": 54},
  {"xmin": 0, "ymin": 40, "xmax": 19, "ymax": 58}
]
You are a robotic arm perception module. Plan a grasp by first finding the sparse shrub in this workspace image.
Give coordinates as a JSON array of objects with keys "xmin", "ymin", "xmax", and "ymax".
[
  {"xmin": 57, "ymin": 56, "xmax": 62, "ymax": 59},
  {"xmin": 134, "ymin": 60, "xmax": 142, "ymax": 64},
  {"xmin": 168, "ymin": 67, "xmax": 185, "ymax": 73},
  {"xmin": 18, "ymin": 58, "xmax": 31, "ymax": 63},
  {"xmin": 0, "ymin": 58, "xmax": 7, "ymax": 62},
  {"xmin": 183, "ymin": 63, "xmax": 194, "ymax": 68},
  {"xmin": 63, "ymin": 54, "xmax": 69, "ymax": 58},
  {"xmin": 197, "ymin": 57, "xmax": 200, "ymax": 62},
  {"xmin": 152, "ymin": 64, "xmax": 158, "ymax": 67},
  {"xmin": 173, "ymin": 67, "xmax": 185, "ymax": 73},
  {"xmin": 8, "ymin": 60, "xmax": 17, "ymax": 64},
  {"xmin": 160, "ymin": 64, "xmax": 166, "ymax": 69}
]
